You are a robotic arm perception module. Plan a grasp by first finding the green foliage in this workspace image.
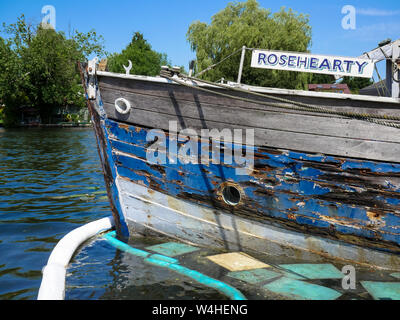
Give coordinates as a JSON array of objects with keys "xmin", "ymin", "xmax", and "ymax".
[
  {"xmin": 0, "ymin": 15, "xmax": 105, "ymax": 126},
  {"xmin": 308, "ymin": 73, "xmax": 335, "ymax": 84},
  {"xmin": 107, "ymin": 32, "xmax": 170, "ymax": 76},
  {"xmin": 73, "ymin": 30, "xmax": 107, "ymax": 59},
  {"xmin": 21, "ymin": 27, "xmax": 83, "ymax": 122},
  {"xmin": 187, "ymin": 0, "xmax": 312, "ymax": 89},
  {"xmin": 340, "ymin": 76, "xmax": 373, "ymax": 94},
  {"xmin": 64, "ymin": 113, "xmax": 81, "ymax": 123},
  {"xmin": 0, "ymin": 33, "xmax": 29, "ymax": 126}
]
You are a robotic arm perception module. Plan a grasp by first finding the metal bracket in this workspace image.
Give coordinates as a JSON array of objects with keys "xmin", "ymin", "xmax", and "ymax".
[
  {"xmin": 393, "ymin": 59, "xmax": 400, "ymax": 83},
  {"xmin": 237, "ymin": 46, "xmax": 246, "ymax": 84},
  {"xmin": 123, "ymin": 60, "xmax": 132, "ymax": 75},
  {"xmin": 87, "ymin": 57, "xmax": 99, "ymax": 100}
]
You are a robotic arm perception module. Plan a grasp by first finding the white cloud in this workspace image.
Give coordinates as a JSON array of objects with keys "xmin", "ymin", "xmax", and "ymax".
[
  {"xmin": 357, "ymin": 8, "xmax": 400, "ymax": 16},
  {"xmin": 341, "ymin": 22, "xmax": 400, "ymax": 42}
]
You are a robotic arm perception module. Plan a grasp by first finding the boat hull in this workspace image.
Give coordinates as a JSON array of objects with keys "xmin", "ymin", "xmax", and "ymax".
[
  {"xmin": 80, "ymin": 65, "xmax": 400, "ymax": 270},
  {"xmin": 117, "ymin": 175, "xmax": 400, "ymax": 270}
]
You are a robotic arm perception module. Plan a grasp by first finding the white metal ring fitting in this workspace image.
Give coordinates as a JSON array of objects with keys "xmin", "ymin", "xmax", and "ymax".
[{"xmin": 114, "ymin": 98, "xmax": 131, "ymax": 115}]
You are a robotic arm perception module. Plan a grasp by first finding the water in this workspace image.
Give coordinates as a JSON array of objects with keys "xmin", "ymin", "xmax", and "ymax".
[
  {"xmin": 0, "ymin": 127, "xmax": 111, "ymax": 299},
  {"xmin": 0, "ymin": 127, "xmax": 230, "ymax": 300},
  {"xmin": 0, "ymin": 127, "xmax": 399, "ymax": 300}
]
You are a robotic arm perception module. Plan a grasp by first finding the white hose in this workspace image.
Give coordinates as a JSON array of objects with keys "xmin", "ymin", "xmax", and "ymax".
[{"xmin": 37, "ymin": 216, "xmax": 115, "ymax": 300}]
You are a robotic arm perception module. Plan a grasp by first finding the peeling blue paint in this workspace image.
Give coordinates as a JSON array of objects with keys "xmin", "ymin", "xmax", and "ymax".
[{"xmin": 104, "ymin": 118, "xmax": 400, "ymax": 251}]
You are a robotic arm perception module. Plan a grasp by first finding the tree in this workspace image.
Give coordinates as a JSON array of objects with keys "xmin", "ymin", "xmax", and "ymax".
[
  {"xmin": 0, "ymin": 35, "xmax": 29, "ymax": 126},
  {"xmin": 340, "ymin": 76, "xmax": 373, "ymax": 94},
  {"xmin": 107, "ymin": 32, "xmax": 170, "ymax": 76},
  {"xmin": 309, "ymin": 74, "xmax": 335, "ymax": 84},
  {"xmin": 187, "ymin": 0, "xmax": 312, "ymax": 89},
  {"xmin": 73, "ymin": 29, "xmax": 106, "ymax": 59},
  {"xmin": 20, "ymin": 26, "xmax": 90, "ymax": 123},
  {"xmin": 0, "ymin": 15, "xmax": 106, "ymax": 126}
]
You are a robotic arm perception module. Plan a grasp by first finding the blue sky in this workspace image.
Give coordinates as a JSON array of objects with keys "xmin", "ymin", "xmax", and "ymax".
[{"xmin": 0, "ymin": 0, "xmax": 399, "ymax": 75}]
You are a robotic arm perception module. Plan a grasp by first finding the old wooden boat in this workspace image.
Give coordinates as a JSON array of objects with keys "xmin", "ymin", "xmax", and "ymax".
[{"xmin": 79, "ymin": 40, "xmax": 400, "ymax": 271}]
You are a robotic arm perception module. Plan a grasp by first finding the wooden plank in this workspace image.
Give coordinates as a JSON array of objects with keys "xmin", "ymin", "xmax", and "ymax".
[
  {"xmin": 100, "ymin": 87, "xmax": 400, "ymax": 143},
  {"xmin": 114, "ymin": 153, "xmax": 400, "ymax": 232},
  {"xmin": 99, "ymin": 76, "xmax": 400, "ymax": 118},
  {"xmin": 117, "ymin": 178, "xmax": 400, "ymax": 269},
  {"xmin": 97, "ymin": 71, "xmax": 400, "ymax": 105},
  {"xmin": 358, "ymin": 42, "xmax": 393, "ymax": 62},
  {"xmin": 107, "ymin": 133, "xmax": 400, "ymax": 198},
  {"xmin": 102, "ymin": 101, "xmax": 400, "ymax": 163},
  {"xmin": 106, "ymin": 118, "xmax": 400, "ymax": 195}
]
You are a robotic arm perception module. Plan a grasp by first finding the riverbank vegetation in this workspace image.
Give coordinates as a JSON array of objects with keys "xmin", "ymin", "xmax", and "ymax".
[
  {"xmin": 0, "ymin": 1, "xmax": 372, "ymax": 127},
  {"xmin": 0, "ymin": 15, "xmax": 106, "ymax": 127},
  {"xmin": 0, "ymin": 15, "xmax": 172, "ymax": 128}
]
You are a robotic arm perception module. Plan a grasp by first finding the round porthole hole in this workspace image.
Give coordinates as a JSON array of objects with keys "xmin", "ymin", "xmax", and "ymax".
[{"xmin": 222, "ymin": 185, "xmax": 241, "ymax": 206}]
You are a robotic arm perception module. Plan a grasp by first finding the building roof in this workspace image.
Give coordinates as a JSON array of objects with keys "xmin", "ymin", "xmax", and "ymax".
[
  {"xmin": 308, "ymin": 83, "xmax": 351, "ymax": 94},
  {"xmin": 358, "ymin": 79, "xmax": 391, "ymax": 97}
]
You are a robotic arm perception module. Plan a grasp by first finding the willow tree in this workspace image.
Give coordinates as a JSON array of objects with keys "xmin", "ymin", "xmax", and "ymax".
[{"xmin": 187, "ymin": 0, "xmax": 312, "ymax": 89}]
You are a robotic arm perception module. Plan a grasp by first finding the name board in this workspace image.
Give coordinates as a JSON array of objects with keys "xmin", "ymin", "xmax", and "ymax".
[{"xmin": 251, "ymin": 50, "xmax": 375, "ymax": 78}]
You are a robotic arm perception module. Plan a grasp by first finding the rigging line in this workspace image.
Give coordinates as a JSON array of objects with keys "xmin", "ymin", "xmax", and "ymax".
[
  {"xmin": 189, "ymin": 50, "xmax": 398, "ymax": 121},
  {"xmin": 371, "ymin": 50, "xmax": 392, "ymax": 97},
  {"xmin": 198, "ymin": 46, "xmax": 395, "ymax": 78},
  {"xmin": 196, "ymin": 47, "xmax": 244, "ymax": 78},
  {"xmin": 181, "ymin": 73, "xmax": 400, "ymax": 122},
  {"xmin": 374, "ymin": 64, "xmax": 390, "ymax": 97},
  {"xmin": 364, "ymin": 52, "xmax": 384, "ymax": 97},
  {"xmin": 159, "ymin": 71, "xmax": 400, "ymax": 129}
]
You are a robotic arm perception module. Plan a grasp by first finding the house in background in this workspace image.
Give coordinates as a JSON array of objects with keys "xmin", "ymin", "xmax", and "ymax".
[
  {"xmin": 308, "ymin": 83, "xmax": 351, "ymax": 94},
  {"xmin": 20, "ymin": 106, "xmax": 41, "ymax": 126}
]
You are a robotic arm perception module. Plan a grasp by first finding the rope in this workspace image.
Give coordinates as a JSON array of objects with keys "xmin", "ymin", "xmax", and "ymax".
[
  {"xmin": 160, "ymin": 69, "xmax": 400, "ymax": 129},
  {"xmin": 374, "ymin": 50, "xmax": 391, "ymax": 97},
  {"xmin": 364, "ymin": 52, "xmax": 384, "ymax": 97},
  {"xmin": 195, "ymin": 47, "xmax": 245, "ymax": 78}
]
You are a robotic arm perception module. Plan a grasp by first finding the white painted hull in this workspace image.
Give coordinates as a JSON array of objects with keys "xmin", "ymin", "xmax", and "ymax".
[{"xmin": 116, "ymin": 176, "xmax": 400, "ymax": 271}]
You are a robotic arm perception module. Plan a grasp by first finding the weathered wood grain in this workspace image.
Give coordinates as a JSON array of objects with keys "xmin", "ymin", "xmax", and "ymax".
[
  {"xmin": 103, "ymin": 100, "xmax": 400, "ymax": 163},
  {"xmin": 98, "ymin": 75, "xmax": 400, "ymax": 163},
  {"xmin": 99, "ymin": 76, "xmax": 400, "ymax": 117},
  {"xmin": 101, "ymin": 87, "xmax": 400, "ymax": 143}
]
